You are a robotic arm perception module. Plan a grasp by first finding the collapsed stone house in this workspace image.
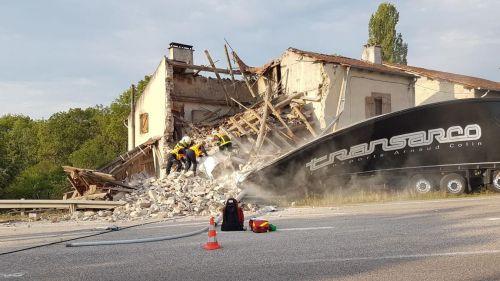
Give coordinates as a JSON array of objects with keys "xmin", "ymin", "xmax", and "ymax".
[
  {"xmin": 125, "ymin": 43, "xmax": 255, "ymax": 179},
  {"xmin": 63, "ymin": 42, "xmax": 500, "ymax": 199},
  {"xmin": 119, "ymin": 43, "xmax": 499, "ymax": 181}
]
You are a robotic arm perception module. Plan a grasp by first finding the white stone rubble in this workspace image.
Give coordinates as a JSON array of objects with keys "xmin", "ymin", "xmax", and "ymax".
[{"xmin": 75, "ymin": 170, "xmax": 257, "ymax": 222}]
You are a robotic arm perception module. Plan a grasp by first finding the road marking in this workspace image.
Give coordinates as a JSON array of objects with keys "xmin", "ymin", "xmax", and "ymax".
[
  {"xmin": 139, "ymin": 222, "xmax": 207, "ymax": 230},
  {"xmin": 486, "ymin": 217, "xmax": 500, "ymax": 221},
  {"xmin": 279, "ymin": 226, "xmax": 335, "ymax": 231},
  {"xmin": 297, "ymin": 249, "xmax": 500, "ymax": 263},
  {"xmin": 359, "ymin": 196, "xmax": 499, "ymax": 207},
  {"xmin": 73, "ymin": 261, "xmax": 129, "ymax": 269},
  {"xmin": 0, "ymin": 272, "xmax": 26, "ymax": 279}
]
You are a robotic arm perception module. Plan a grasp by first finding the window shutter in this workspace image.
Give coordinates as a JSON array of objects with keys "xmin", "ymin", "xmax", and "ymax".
[
  {"xmin": 365, "ymin": 96, "xmax": 375, "ymax": 118},
  {"xmin": 140, "ymin": 113, "xmax": 149, "ymax": 134},
  {"xmin": 382, "ymin": 96, "xmax": 391, "ymax": 113}
]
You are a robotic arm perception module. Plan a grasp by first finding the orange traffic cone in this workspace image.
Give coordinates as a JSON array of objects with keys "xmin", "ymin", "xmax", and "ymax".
[{"xmin": 203, "ymin": 217, "xmax": 221, "ymax": 250}]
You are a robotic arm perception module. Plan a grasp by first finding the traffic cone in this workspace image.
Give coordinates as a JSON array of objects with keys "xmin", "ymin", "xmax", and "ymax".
[{"xmin": 203, "ymin": 217, "xmax": 221, "ymax": 250}]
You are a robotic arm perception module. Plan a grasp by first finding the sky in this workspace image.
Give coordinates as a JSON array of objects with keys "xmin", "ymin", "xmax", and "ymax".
[{"xmin": 0, "ymin": 0, "xmax": 499, "ymax": 119}]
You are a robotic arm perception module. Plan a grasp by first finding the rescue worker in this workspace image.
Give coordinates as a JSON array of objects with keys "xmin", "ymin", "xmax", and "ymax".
[
  {"xmin": 165, "ymin": 136, "xmax": 192, "ymax": 175},
  {"xmin": 212, "ymin": 131, "xmax": 232, "ymax": 151},
  {"xmin": 184, "ymin": 141, "xmax": 208, "ymax": 176}
]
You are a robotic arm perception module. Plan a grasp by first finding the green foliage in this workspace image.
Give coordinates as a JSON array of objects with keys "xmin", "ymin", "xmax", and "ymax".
[
  {"xmin": 0, "ymin": 115, "xmax": 41, "ymax": 196},
  {"xmin": 0, "ymin": 76, "xmax": 150, "ymax": 199},
  {"xmin": 69, "ymin": 135, "xmax": 118, "ymax": 169},
  {"xmin": 37, "ymin": 107, "xmax": 101, "ymax": 164},
  {"xmin": 2, "ymin": 161, "xmax": 67, "ymax": 199},
  {"xmin": 368, "ymin": 2, "xmax": 408, "ymax": 64}
]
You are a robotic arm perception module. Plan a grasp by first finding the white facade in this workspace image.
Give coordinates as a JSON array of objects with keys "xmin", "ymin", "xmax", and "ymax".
[{"xmin": 277, "ymin": 50, "xmax": 415, "ymax": 132}]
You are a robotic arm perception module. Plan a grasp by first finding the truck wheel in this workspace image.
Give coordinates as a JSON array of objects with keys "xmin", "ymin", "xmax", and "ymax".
[
  {"xmin": 487, "ymin": 170, "xmax": 500, "ymax": 192},
  {"xmin": 440, "ymin": 173, "xmax": 466, "ymax": 195},
  {"xmin": 410, "ymin": 174, "xmax": 434, "ymax": 194}
]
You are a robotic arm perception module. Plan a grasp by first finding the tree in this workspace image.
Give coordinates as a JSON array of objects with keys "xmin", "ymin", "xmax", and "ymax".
[
  {"xmin": 68, "ymin": 76, "xmax": 151, "ymax": 169},
  {"xmin": 37, "ymin": 107, "xmax": 101, "ymax": 165},
  {"xmin": 2, "ymin": 161, "xmax": 67, "ymax": 199},
  {"xmin": 368, "ymin": 2, "xmax": 408, "ymax": 64},
  {"xmin": 0, "ymin": 115, "xmax": 40, "ymax": 195}
]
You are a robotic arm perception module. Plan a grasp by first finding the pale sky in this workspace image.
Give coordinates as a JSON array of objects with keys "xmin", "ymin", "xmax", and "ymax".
[{"xmin": 1, "ymin": 0, "xmax": 499, "ymax": 119}]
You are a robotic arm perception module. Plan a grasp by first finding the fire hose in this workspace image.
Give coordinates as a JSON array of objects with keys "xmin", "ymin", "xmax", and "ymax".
[{"xmin": 66, "ymin": 189, "xmax": 275, "ymax": 247}]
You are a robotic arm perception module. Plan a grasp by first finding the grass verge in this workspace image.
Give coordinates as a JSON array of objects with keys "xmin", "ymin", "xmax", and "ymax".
[{"xmin": 291, "ymin": 189, "xmax": 499, "ymax": 207}]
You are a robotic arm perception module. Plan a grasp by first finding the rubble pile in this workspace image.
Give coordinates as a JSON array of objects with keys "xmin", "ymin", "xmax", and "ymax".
[{"xmin": 71, "ymin": 170, "xmax": 259, "ymax": 221}]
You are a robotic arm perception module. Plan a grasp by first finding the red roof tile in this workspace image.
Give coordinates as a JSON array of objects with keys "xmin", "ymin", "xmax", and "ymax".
[
  {"xmin": 384, "ymin": 63, "xmax": 500, "ymax": 91},
  {"xmin": 287, "ymin": 48, "xmax": 415, "ymax": 78}
]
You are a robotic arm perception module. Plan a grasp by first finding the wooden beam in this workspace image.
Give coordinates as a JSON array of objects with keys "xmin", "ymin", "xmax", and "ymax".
[
  {"xmin": 224, "ymin": 45, "xmax": 236, "ymax": 84},
  {"xmin": 240, "ymin": 116, "xmax": 259, "ymax": 132},
  {"xmin": 224, "ymin": 44, "xmax": 238, "ymax": 97},
  {"xmin": 204, "ymin": 50, "xmax": 231, "ymax": 106},
  {"xmin": 165, "ymin": 58, "xmax": 240, "ymax": 75},
  {"xmin": 275, "ymin": 92, "xmax": 305, "ymax": 109},
  {"xmin": 264, "ymin": 99, "xmax": 295, "ymax": 140},
  {"xmin": 170, "ymin": 95, "xmax": 230, "ymax": 106},
  {"xmin": 229, "ymin": 97, "xmax": 282, "ymax": 149},
  {"xmin": 270, "ymin": 126, "xmax": 294, "ymax": 149},
  {"xmin": 229, "ymin": 117, "xmax": 247, "ymax": 135},
  {"xmin": 230, "ymin": 117, "xmax": 256, "ymax": 144},
  {"xmin": 232, "ymin": 51, "xmax": 257, "ymax": 98},
  {"xmin": 240, "ymin": 117, "xmax": 280, "ymax": 149},
  {"xmin": 255, "ymin": 81, "xmax": 271, "ymax": 152},
  {"xmin": 292, "ymin": 106, "xmax": 317, "ymax": 137}
]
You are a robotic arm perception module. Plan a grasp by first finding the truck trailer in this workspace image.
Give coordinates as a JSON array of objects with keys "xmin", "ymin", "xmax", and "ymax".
[{"xmin": 244, "ymin": 98, "xmax": 500, "ymax": 196}]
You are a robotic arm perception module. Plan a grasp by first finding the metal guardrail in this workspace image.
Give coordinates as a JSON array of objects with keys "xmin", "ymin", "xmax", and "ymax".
[{"xmin": 0, "ymin": 200, "xmax": 125, "ymax": 212}]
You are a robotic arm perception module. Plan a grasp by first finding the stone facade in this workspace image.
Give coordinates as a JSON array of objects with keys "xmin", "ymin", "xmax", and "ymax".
[
  {"xmin": 258, "ymin": 50, "xmax": 415, "ymax": 132},
  {"xmin": 127, "ymin": 55, "xmax": 254, "ymax": 178}
]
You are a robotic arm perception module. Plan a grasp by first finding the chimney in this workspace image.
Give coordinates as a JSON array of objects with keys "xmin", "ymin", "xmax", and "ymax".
[
  {"xmin": 168, "ymin": 42, "xmax": 194, "ymax": 65},
  {"xmin": 361, "ymin": 44, "xmax": 382, "ymax": 64}
]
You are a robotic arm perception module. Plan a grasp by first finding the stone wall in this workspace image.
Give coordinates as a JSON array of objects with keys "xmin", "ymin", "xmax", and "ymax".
[
  {"xmin": 274, "ymin": 50, "xmax": 415, "ymax": 132},
  {"xmin": 128, "ymin": 57, "xmax": 168, "ymax": 150},
  {"xmin": 172, "ymin": 73, "xmax": 253, "ymax": 104},
  {"xmin": 339, "ymin": 68, "xmax": 414, "ymax": 129}
]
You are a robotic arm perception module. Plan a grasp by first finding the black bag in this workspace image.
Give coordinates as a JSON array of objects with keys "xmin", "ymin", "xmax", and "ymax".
[{"xmin": 221, "ymin": 198, "xmax": 244, "ymax": 231}]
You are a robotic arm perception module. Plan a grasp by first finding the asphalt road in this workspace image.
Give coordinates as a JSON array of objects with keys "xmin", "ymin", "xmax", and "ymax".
[{"xmin": 2, "ymin": 196, "xmax": 500, "ymax": 281}]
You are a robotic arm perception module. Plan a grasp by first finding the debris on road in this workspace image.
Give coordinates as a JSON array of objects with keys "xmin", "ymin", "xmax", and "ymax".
[
  {"xmin": 78, "ymin": 171, "xmax": 258, "ymax": 222},
  {"xmin": 62, "ymin": 166, "xmax": 136, "ymax": 201}
]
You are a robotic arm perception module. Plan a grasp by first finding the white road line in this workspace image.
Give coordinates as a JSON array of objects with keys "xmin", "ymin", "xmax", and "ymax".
[
  {"xmin": 0, "ymin": 272, "xmax": 26, "ymax": 279},
  {"xmin": 272, "ymin": 212, "xmax": 349, "ymax": 218},
  {"xmin": 297, "ymin": 249, "xmax": 500, "ymax": 263},
  {"xmin": 360, "ymin": 196, "xmax": 498, "ymax": 207},
  {"xmin": 139, "ymin": 222, "xmax": 207, "ymax": 230},
  {"xmin": 279, "ymin": 226, "xmax": 335, "ymax": 231},
  {"xmin": 486, "ymin": 217, "xmax": 500, "ymax": 221}
]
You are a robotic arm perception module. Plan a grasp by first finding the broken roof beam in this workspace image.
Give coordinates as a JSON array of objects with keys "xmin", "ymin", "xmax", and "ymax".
[
  {"xmin": 204, "ymin": 50, "xmax": 231, "ymax": 106},
  {"xmin": 254, "ymin": 81, "xmax": 271, "ymax": 153},
  {"xmin": 292, "ymin": 106, "xmax": 317, "ymax": 137},
  {"xmin": 232, "ymin": 51, "xmax": 257, "ymax": 98},
  {"xmin": 165, "ymin": 58, "xmax": 241, "ymax": 75},
  {"xmin": 264, "ymin": 99, "xmax": 296, "ymax": 140},
  {"xmin": 224, "ymin": 45, "xmax": 236, "ymax": 84}
]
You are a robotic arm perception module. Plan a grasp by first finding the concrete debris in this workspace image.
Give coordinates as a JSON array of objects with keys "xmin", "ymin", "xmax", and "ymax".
[
  {"xmin": 71, "ymin": 171, "xmax": 259, "ymax": 222},
  {"xmin": 28, "ymin": 212, "xmax": 40, "ymax": 221}
]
